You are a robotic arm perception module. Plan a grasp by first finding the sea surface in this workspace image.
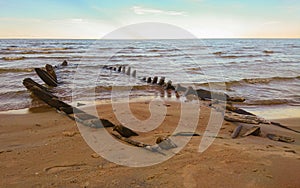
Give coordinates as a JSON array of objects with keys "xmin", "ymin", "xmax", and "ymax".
[{"xmin": 0, "ymin": 39, "xmax": 299, "ymax": 118}]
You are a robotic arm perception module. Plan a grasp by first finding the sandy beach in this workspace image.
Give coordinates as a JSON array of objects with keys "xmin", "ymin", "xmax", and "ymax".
[
  {"xmin": 1, "ymin": 100, "xmax": 299, "ymax": 187},
  {"xmin": 1, "ymin": 0, "xmax": 300, "ymax": 187}
]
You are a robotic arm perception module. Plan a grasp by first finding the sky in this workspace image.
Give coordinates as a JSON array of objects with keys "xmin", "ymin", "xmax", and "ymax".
[{"xmin": 0, "ymin": 0, "xmax": 299, "ymax": 39}]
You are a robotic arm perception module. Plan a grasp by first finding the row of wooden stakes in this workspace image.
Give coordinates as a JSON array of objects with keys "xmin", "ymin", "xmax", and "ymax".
[{"xmin": 24, "ymin": 61, "xmax": 298, "ymax": 146}]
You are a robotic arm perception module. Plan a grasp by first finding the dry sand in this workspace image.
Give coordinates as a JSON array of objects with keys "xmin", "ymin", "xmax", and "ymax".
[{"xmin": 0, "ymin": 100, "xmax": 299, "ymax": 187}]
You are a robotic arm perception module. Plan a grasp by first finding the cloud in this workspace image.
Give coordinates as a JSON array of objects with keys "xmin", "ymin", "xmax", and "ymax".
[{"xmin": 131, "ymin": 6, "xmax": 186, "ymax": 16}]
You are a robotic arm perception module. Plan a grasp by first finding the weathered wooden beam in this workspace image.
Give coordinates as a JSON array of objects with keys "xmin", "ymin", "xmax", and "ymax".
[
  {"xmin": 23, "ymin": 78, "xmax": 115, "ymax": 128},
  {"xmin": 126, "ymin": 67, "xmax": 131, "ymax": 76},
  {"xmin": 23, "ymin": 78, "xmax": 52, "ymax": 94},
  {"xmin": 61, "ymin": 60, "xmax": 68, "ymax": 66},
  {"xmin": 111, "ymin": 133, "xmax": 166, "ymax": 155},
  {"xmin": 242, "ymin": 126, "xmax": 261, "ymax": 137},
  {"xmin": 266, "ymin": 133, "xmax": 295, "ymax": 143},
  {"xmin": 152, "ymin": 76, "xmax": 158, "ymax": 84},
  {"xmin": 45, "ymin": 64, "xmax": 57, "ymax": 82},
  {"xmin": 111, "ymin": 132, "xmax": 148, "ymax": 147},
  {"xmin": 224, "ymin": 111, "xmax": 269, "ymax": 124},
  {"xmin": 118, "ymin": 66, "xmax": 122, "ymax": 72},
  {"xmin": 132, "ymin": 70, "xmax": 136, "ymax": 78},
  {"xmin": 35, "ymin": 68, "xmax": 58, "ymax": 87},
  {"xmin": 226, "ymin": 104, "xmax": 255, "ymax": 116},
  {"xmin": 113, "ymin": 125, "xmax": 139, "ymax": 138},
  {"xmin": 158, "ymin": 77, "xmax": 165, "ymax": 86},
  {"xmin": 147, "ymin": 77, "xmax": 152, "ymax": 83},
  {"xmin": 231, "ymin": 125, "xmax": 243, "ymax": 138}
]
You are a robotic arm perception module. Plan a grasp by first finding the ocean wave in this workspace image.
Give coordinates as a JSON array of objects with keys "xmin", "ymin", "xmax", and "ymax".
[
  {"xmin": 0, "ymin": 67, "xmax": 34, "ymax": 74},
  {"xmin": 219, "ymin": 55, "xmax": 267, "ymax": 59},
  {"xmin": 4, "ymin": 47, "xmax": 70, "ymax": 51},
  {"xmin": 21, "ymin": 50, "xmax": 85, "ymax": 54},
  {"xmin": 242, "ymin": 76, "xmax": 300, "ymax": 84},
  {"xmin": 113, "ymin": 53, "xmax": 182, "ymax": 58},
  {"xmin": 2, "ymin": 56, "xmax": 25, "ymax": 61},
  {"xmin": 197, "ymin": 76, "xmax": 300, "ymax": 87},
  {"xmin": 2, "ymin": 56, "xmax": 78, "ymax": 61},
  {"xmin": 242, "ymin": 46, "xmax": 255, "ymax": 49},
  {"xmin": 244, "ymin": 99, "xmax": 291, "ymax": 105},
  {"xmin": 147, "ymin": 49, "xmax": 179, "ymax": 53},
  {"xmin": 0, "ymin": 90, "xmax": 29, "ymax": 97}
]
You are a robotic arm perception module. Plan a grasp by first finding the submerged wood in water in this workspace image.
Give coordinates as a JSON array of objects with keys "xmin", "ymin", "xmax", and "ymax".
[{"xmin": 45, "ymin": 64, "xmax": 57, "ymax": 82}]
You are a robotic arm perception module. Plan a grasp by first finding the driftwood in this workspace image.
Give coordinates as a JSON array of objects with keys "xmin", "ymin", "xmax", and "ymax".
[
  {"xmin": 231, "ymin": 125, "xmax": 243, "ymax": 138},
  {"xmin": 111, "ymin": 133, "xmax": 166, "ymax": 155},
  {"xmin": 224, "ymin": 111, "xmax": 269, "ymax": 124},
  {"xmin": 118, "ymin": 66, "xmax": 122, "ymax": 72},
  {"xmin": 23, "ymin": 79, "xmax": 64, "ymax": 107},
  {"xmin": 111, "ymin": 132, "xmax": 148, "ymax": 147},
  {"xmin": 156, "ymin": 136, "xmax": 177, "ymax": 150},
  {"xmin": 266, "ymin": 133, "xmax": 295, "ymax": 143},
  {"xmin": 242, "ymin": 126, "xmax": 261, "ymax": 137},
  {"xmin": 196, "ymin": 88, "xmax": 228, "ymax": 101},
  {"xmin": 126, "ymin": 67, "xmax": 131, "ymax": 76},
  {"xmin": 225, "ymin": 110, "xmax": 300, "ymax": 133},
  {"xmin": 72, "ymin": 118, "xmax": 108, "ymax": 128},
  {"xmin": 270, "ymin": 121, "xmax": 300, "ymax": 133},
  {"xmin": 35, "ymin": 68, "xmax": 58, "ymax": 87},
  {"xmin": 173, "ymin": 132, "xmax": 201, "ymax": 136},
  {"xmin": 147, "ymin": 77, "xmax": 152, "ymax": 83},
  {"xmin": 165, "ymin": 80, "xmax": 175, "ymax": 90},
  {"xmin": 152, "ymin": 76, "xmax": 158, "ymax": 84},
  {"xmin": 45, "ymin": 64, "xmax": 57, "ymax": 82},
  {"xmin": 132, "ymin": 70, "xmax": 136, "ymax": 78},
  {"xmin": 158, "ymin": 77, "xmax": 165, "ymax": 86},
  {"xmin": 23, "ymin": 78, "xmax": 52, "ymax": 93},
  {"xmin": 23, "ymin": 78, "xmax": 115, "ymax": 128},
  {"xmin": 176, "ymin": 84, "xmax": 245, "ymax": 102},
  {"xmin": 61, "ymin": 60, "xmax": 68, "ymax": 66},
  {"xmin": 113, "ymin": 125, "xmax": 139, "ymax": 138},
  {"xmin": 226, "ymin": 104, "xmax": 255, "ymax": 116}
]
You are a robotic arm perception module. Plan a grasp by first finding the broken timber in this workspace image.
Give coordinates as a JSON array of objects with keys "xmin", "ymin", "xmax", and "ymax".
[
  {"xmin": 224, "ymin": 111, "xmax": 270, "ymax": 125},
  {"xmin": 23, "ymin": 78, "xmax": 114, "ymax": 128},
  {"xmin": 35, "ymin": 68, "xmax": 58, "ymax": 87},
  {"xmin": 45, "ymin": 64, "xmax": 57, "ymax": 82}
]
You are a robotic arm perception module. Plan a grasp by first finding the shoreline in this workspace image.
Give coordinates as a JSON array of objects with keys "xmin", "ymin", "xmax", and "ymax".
[
  {"xmin": 1, "ymin": 99, "xmax": 299, "ymax": 187},
  {"xmin": 1, "ymin": 98, "xmax": 299, "ymax": 127}
]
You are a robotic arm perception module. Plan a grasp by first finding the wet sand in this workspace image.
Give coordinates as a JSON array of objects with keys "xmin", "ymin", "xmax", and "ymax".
[{"xmin": 0, "ymin": 100, "xmax": 299, "ymax": 187}]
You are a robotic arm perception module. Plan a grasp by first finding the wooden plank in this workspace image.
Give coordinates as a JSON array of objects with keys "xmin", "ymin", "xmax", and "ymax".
[
  {"xmin": 45, "ymin": 64, "xmax": 57, "ymax": 82},
  {"xmin": 35, "ymin": 68, "xmax": 58, "ymax": 87}
]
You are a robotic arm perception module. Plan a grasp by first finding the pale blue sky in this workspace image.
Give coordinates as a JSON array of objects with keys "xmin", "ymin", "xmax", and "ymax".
[{"xmin": 0, "ymin": 0, "xmax": 299, "ymax": 38}]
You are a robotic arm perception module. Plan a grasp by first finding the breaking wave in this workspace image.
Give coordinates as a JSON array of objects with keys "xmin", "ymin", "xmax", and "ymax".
[
  {"xmin": 243, "ymin": 99, "xmax": 291, "ymax": 105},
  {"xmin": 197, "ymin": 76, "xmax": 300, "ymax": 87},
  {"xmin": 0, "ymin": 68, "xmax": 34, "ymax": 73},
  {"xmin": 2, "ymin": 56, "xmax": 25, "ymax": 61}
]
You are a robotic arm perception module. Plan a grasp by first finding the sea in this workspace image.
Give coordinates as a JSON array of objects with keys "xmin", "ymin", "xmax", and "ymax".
[{"xmin": 0, "ymin": 39, "xmax": 299, "ymax": 119}]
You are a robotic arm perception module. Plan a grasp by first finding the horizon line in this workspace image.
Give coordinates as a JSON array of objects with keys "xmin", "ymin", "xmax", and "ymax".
[{"xmin": 0, "ymin": 37, "xmax": 299, "ymax": 40}]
